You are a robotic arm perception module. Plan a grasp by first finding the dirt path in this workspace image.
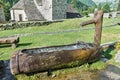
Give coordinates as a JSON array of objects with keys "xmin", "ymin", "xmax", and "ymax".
[{"xmin": 99, "ymin": 65, "xmax": 120, "ymax": 80}]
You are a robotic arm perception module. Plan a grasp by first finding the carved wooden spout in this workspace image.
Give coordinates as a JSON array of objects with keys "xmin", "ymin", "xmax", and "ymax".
[{"xmin": 81, "ymin": 10, "xmax": 104, "ymax": 47}]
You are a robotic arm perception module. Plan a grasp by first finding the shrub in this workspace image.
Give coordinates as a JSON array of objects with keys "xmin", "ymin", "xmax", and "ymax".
[{"xmin": 115, "ymin": 42, "xmax": 120, "ymax": 50}]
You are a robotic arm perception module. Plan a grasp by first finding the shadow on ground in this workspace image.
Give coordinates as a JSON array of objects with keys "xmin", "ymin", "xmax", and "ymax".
[
  {"xmin": 18, "ymin": 43, "xmax": 32, "ymax": 47},
  {"xmin": 0, "ymin": 43, "xmax": 32, "ymax": 48},
  {"xmin": 102, "ymin": 45, "xmax": 115, "ymax": 59}
]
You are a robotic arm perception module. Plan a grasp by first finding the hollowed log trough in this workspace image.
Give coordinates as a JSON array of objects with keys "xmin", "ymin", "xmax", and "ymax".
[
  {"xmin": 0, "ymin": 36, "xmax": 19, "ymax": 48},
  {"xmin": 10, "ymin": 10, "xmax": 104, "ymax": 75}
]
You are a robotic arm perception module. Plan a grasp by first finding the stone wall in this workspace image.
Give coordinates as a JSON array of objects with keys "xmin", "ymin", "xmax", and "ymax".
[
  {"xmin": 111, "ymin": 12, "xmax": 120, "ymax": 18},
  {"xmin": 52, "ymin": 0, "xmax": 67, "ymax": 20},
  {"xmin": 0, "ymin": 20, "xmax": 62, "ymax": 31}
]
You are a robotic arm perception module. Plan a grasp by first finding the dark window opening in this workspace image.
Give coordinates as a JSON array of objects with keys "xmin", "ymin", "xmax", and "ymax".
[{"xmin": 19, "ymin": 14, "xmax": 23, "ymax": 21}]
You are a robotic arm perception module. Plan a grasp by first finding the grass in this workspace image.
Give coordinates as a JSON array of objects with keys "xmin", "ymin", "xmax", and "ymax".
[
  {"xmin": 14, "ymin": 61, "xmax": 106, "ymax": 80},
  {"xmin": 0, "ymin": 17, "xmax": 119, "ymax": 37},
  {"xmin": 0, "ymin": 17, "xmax": 120, "ymax": 80}
]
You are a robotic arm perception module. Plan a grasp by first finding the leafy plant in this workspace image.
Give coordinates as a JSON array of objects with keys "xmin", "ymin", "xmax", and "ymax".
[
  {"xmin": 115, "ymin": 42, "xmax": 120, "ymax": 50},
  {"xmin": 68, "ymin": 0, "xmax": 96, "ymax": 16},
  {"xmin": 102, "ymin": 3, "xmax": 111, "ymax": 13},
  {"xmin": 0, "ymin": 0, "xmax": 19, "ymax": 21}
]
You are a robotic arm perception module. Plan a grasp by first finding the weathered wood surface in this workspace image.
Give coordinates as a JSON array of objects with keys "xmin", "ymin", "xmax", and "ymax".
[
  {"xmin": 10, "ymin": 10, "xmax": 104, "ymax": 75},
  {"xmin": 0, "ymin": 37, "xmax": 19, "ymax": 48},
  {"xmin": 81, "ymin": 10, "xmax": 103, "ymax": 47},
  {"xmin": 10, "ymin": 43, "xmax": 102, "ymax": 75}
]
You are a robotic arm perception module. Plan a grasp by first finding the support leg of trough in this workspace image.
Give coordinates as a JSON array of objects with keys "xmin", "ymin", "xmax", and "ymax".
[{"xmin": 12, "ymin": 43, "xmax": 17, "ymax": 48}]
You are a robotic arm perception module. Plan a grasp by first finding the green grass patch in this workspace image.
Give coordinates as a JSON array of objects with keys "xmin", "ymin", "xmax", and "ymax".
[{"xmin": 103, "ymin": 45, "xmax": 120, "ymax": 66}]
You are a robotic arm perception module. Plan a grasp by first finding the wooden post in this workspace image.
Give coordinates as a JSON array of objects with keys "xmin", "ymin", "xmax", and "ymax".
[
  {"xmin": 81, "ymin": 10, "xmax": 104, "ymax": 47},
  {"xmin": 12, "ymin": 43, "xmax": 17, "ymax": 49}
]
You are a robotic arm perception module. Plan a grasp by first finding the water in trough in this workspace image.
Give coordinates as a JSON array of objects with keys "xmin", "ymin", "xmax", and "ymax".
[{"xmin": 22, "ymin": 42, "xmax": 94, "ymax": 54}]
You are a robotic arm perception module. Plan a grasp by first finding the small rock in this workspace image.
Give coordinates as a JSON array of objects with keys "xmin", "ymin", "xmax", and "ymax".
[
  {"xmin": 115, "ymin": 50, "xmax": 120, "ymax": 63},
  {"xmin": 100, "ymin": 58, "xmax": 109, "ymax": 62},
  {"xmin": 52, "ymin": 74, "xmax": 56, "ymax": 78},
  {"xmin": 2, "ymin": 75, "xmax": 14, "ymax": 80},
  {"xmin": 36, "ymin": 72, "xmax": 48, "ymax": 78}
]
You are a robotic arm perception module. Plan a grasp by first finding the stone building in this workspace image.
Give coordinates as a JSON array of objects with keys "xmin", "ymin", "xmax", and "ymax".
[
  {"xmin": 10, "ymin": 0, "xmax": 67, "ymax": 21},
  {"xmin": 0, "ymin": 2, "xmax": 5, "ymax": 23}
]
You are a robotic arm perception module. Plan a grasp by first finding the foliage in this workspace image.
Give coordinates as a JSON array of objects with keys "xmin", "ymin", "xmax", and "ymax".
[
  {"xmin": 88, "ymin": 6, "xmax": 96, "ymax": 13},
  {"xmin": 3, "ymin": 2, "xmax": 11, "ymax": 21},
  {"xmin": 117, "ymin": 0, "xmax": 120, "ymax": 11},
  {"xmin": 68, "ymin": 0, "xmax": 96, "ymax": 15},
  {"xmin": 82, "ymin": 11, "xmax": 89, "ymax": 16},
  {"xmin": 78, "ymin": 0, "xmax": 96, "ymax": 7},
  {"xmin": 0, "ymin": 0, "xmax": 18, "ymax": 7},
  {"xmin": 102, "ymin": 3, "xmax": 111, "ymax": 13},
  {"xmin": 89, "ymin": 61, "xmax": 106, "ymax": 70},
  {"xmin": 97, "ymin": 2, "xmax": 111, "ymax": 13},
  {"xmin": 102, "ymin": 41, "xmax": 120, "ymax": 66},
  {"xmin": 103, "ymin": 46, "xmax": 115, "ymax": 59},
  {"xmin": 0, "ymin": 0, "xmax": 19, "ymax": 21},
  {"xmin": 115, "ymin": 42, "xmax": 120, "ymax": 50},
  {"xmin": 0, "ymin": 0, "xmax": 3, "ymax": 4},
  {"xmin": 79, "ymin": 61, "xmax": 106, "ymax": 71},
  {"xmin": 97, "ymin": 3, "xmax": 102, "ymax": 10}
]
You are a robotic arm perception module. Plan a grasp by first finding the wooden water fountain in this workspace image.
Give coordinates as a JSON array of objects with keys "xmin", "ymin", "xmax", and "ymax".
[{"xmin": 10, "ymin": 10, "xmax": 104, "ymax": 75}]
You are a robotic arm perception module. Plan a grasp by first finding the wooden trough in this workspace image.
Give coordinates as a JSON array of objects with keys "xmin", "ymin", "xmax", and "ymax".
[
  {"xmin": 0, "ymin": 36, "xmax": 19, "ymax": 48},
  {"xmin": 10, "ymin": 10, "xmax": 104, "ymax": 75}
]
